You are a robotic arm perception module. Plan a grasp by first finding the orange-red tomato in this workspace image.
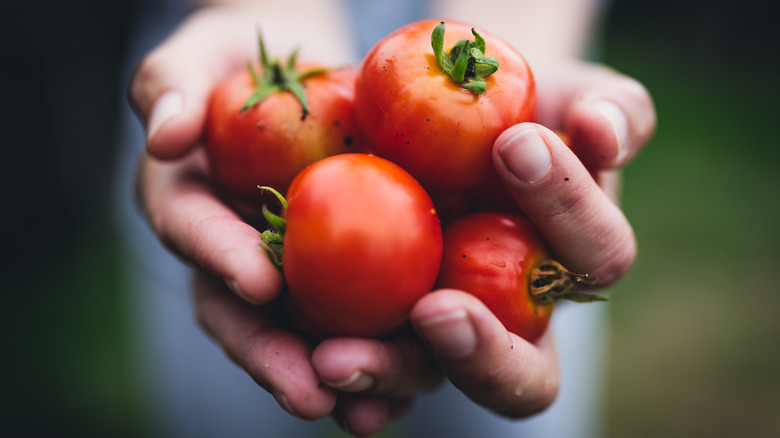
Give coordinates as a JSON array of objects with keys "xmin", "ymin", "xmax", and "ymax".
[
  {"xmin": 435, "ymin": 212, "xmax": 598, "ymax": 343},
  {"xmin": 206, "ymin": 64, "xmax": 365, "ymax": 200},
  {"xmin": 281, "ymin": 154, "xmax": 443, "ymax": 339},
  {"xmin": 355, "ymin": 20, "xmax": 536, "ymax": 195}
]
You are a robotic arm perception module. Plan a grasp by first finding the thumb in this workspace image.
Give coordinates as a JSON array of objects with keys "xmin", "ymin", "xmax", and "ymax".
[
  {"xmin": 128, "ymin": 10, "xmax": 256, "ymax": 159},
  {"xmin": 411, "ymin": 290, "xmax": 559, "ymax": 418},
  {"xmin": 492, "ymin": 123, "xmax": 636, "ymax": 286}
]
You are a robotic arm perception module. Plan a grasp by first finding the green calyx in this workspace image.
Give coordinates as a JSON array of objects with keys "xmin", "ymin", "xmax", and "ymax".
[
  {"xmin": 431, "ymin": 21, "xmax": 499, "ymax": 95},
  {"xmin": 241, "ymin": 29, "xmax": 328, "ymax": 119},
  {"xmin": 258, "ymin": 186, "xmax": 289, "ymax": 269}
]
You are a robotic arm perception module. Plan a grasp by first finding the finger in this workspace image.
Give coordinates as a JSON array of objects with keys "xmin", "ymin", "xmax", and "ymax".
[
  {"xmin": 128, "ymin": 10, "xmax": 257, "ymax": 159},
  {"xmin": 138, "ymin": 149, "xmax": 283, "ymax": 303},
  {"xmin": 410, "ymin": 290, "xmax": 559, "ymax": 419},
  {"xmin": 128, "ymin": 6, "xmax": 357, "ymax": 160},
  {"xmin": 534, "ymin": 60, "xmax": 656, "ymax": 169},
  {"xmin": 330, "ymin": 394, "xmax": 414, "ymax": 437},
  {"xmin": 193, "ymin": 271, "xmax": 337, "ymax": 420},
  {"xmin": 312, "ymin": 330, "xmax": 442, "ymax": 397},
  {"xmin": 332, "ymin": 395, "xmax": 385, "ymax": 438},
  {"xmin": 493, "ymin": 123, "xmax": 636, "ymax": 286}
]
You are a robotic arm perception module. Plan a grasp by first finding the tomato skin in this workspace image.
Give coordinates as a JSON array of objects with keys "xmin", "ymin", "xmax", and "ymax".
[
  {"xmin": 355, "ymin": 20, "xmax": 536, "ymax": 194},
  {"xmin": 206, "ymin": 65, "xmax": 365, "ymax": 200},
  {"xmin": 435, "ymin": 212, "xmax": 552, "ymax": 343},
  {"xmin": 282, "ymin": 153, "xmax": 443, "ymax": 339}
]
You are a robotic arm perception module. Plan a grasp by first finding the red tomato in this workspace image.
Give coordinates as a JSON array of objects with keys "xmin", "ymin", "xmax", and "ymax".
[
  {"xmin": 206, "ymin": 42, "xmax": 365, "ymax": 200},
  {"xmin": 278, "ymin": 154, "xmax": 443, "ymax": 339},
  {"xmin": 355, "ymin": 20, "xmax": 536, "ymax": 194},
  {"xmin": 435, "ymin": 212, "xmax": 601, "ymax": 343},
  {"xmin": 432, "ymin": 131, "xmax": 576, "ymax": 225}
]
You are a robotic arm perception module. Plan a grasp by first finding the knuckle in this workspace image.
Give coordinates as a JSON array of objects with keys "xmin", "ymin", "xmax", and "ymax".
[
  {"xmin": 614, "ymin": 78, "xmax": 657, "ymax": 143},
  {"xmin": 544, "ymin": 180, "xmax": 593, "ymax": 222},
  {"xmin": 459, "ymin": 351, "xmax": 517, "ymax": 397},
  {"xmin": 593, "ymin": 226, "xmax": 637, "ymax": 287},
  {"xmin": 128, "ymin": 50, "xmax": 167, "ymax": 117}
]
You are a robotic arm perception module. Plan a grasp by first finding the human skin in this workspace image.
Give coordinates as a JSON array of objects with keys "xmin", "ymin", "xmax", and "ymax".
[{"xmin": 129, "ymin": 1, "xmax": 656, "ymax": 436}]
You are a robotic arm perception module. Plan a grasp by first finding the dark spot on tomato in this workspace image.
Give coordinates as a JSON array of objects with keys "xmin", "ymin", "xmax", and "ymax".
[
  {"xmin": 462, "ymin": 254, "xmax": 467, "ymax": 258},
  {"xmin": 406, "ymin": 141, "xmax": 410, "ymax": 145},
  {"xmin": 565, "ymin": 177, "xmax": 570, "ymax": 181},
  {"xmin": 344, "ymin": 136, "xmax": 353, "ymax": 147},
  {"xmin": 333, "ymin": 120, "xmax": 341, "ymax": 127}
]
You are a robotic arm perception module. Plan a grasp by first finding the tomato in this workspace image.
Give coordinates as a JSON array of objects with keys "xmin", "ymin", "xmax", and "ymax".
[
  {"xmin": 434, "ymin": 212, "xmax": 602, "ymax": 343},
  {"xmin": 354, "ymin": 20, "xmax": 536, "ymax": 194},
  {"xmin": 432, "ymin": 131, "xmax": 576, "ymax": 225},
  {"xmin": 262, "ymin": 153, "xmax": 443, "ymax": 339},
  {"xmin": 206, "ymin": 34, "xmax": 365, "ymax": 200}
]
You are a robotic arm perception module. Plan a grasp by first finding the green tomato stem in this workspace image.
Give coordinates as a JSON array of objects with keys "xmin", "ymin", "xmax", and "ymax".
[
  {"xmin": 431, "ymin": 21, "xmax": 499, "ymax": 95},
  {"xmin": 258, "ymin": 186, "xmax": 290, "ymax": 269},
  {"xmin": 240, "ymin": 28, "xmax": 329, "ymax": 119}
]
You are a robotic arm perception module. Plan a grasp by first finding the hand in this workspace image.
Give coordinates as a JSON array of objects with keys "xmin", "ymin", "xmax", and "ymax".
[
  {"xmin": 310, "ymin": 58, "xmax": 656, "ymax": 436},
  {"xmin": 129, "ymin": 7, "xmax": 656, "ymax": 437},
  {"xmin": 129, "ymin": 4, "xmax": 369, "ymax": 425}
]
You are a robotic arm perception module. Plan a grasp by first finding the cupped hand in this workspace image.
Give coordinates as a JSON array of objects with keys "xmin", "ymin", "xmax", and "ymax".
[
  {"xmin": 130, "ymin": 6, "xmax": 656, "ymax": 435},
  {"xmin": 129, "ymin": 4, "xmax": 360, "ymax": 427},
  {"xmin": 310, "ymin": 58, "xmax": 656, "ymax": 436}
]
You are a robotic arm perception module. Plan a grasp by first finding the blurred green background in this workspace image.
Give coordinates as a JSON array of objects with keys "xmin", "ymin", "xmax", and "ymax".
[{"xmin": 1, "ymin": 0, "xmax": 778, "ymax": 437}]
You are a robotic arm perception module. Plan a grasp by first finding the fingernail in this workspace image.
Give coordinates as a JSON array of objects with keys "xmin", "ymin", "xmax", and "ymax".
[
  {"xmin": 147, "ymin": 90, "xmax": 183, "ymax": 145},
  {"xmin": 498, "ymin": 127, "xmax": 552, "ymax": 183},
  {"xmin": 419, "ymin": 309, "xmax": 476, "ymax": 359},
  {"xmin": 593, "ymin": 100, "xmax": 628, "ymax": 161},
  {"xmin": 322, "ymin": 370, "xmax": 375, "ymax": 392},
  {"xmin": 226, "ymin": 278, "xmax": 262, "ymax": 305},
  {"xmin": 274, "ymin": 392, "xmax": 300, "ymax": 418}
]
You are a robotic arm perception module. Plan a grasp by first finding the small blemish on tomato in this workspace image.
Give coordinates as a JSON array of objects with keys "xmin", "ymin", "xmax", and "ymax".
[
  {"xmin": 565, "ymin": 177, "xmax": 570, "ymax": 181},
  {"xmin": 344, "ymin": 136, "xmax": 353, "ymax": 147}
]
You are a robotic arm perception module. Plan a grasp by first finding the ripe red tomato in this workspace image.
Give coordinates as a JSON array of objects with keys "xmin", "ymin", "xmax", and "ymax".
[
  {"xmin": 435, "ymin": 212, "xmax": 601, "ymax": 343},
  {"xmin": 271, "ymin": 153, "xmax": 443, "ymax": 339},
  {"xmin": 206, "ymin": 37, "xmax": 365, "ymax": 200},
  {"xmin": 355, "ymin": 20, "xmax": 536, "ymax": 194}
]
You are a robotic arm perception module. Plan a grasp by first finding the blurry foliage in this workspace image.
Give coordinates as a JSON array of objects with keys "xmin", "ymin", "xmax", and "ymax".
[{"xmin": 603, "ymin": 1, "xmax": 780, "ymax": 437}]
